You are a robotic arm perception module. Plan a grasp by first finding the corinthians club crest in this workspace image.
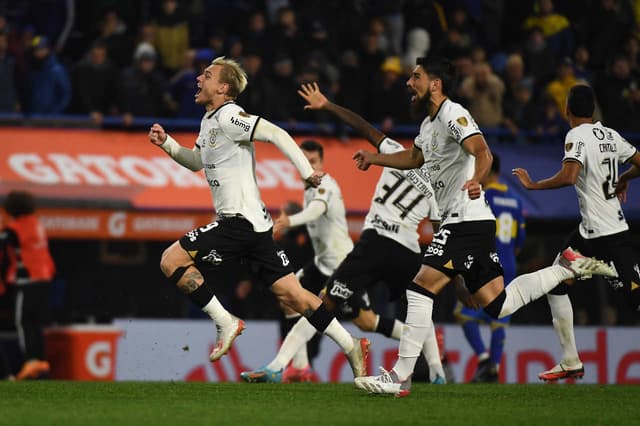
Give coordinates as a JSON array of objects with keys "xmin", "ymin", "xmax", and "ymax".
[{"xmin": 208, "ymin": 128, "xmax": 218, "ymax": 147}]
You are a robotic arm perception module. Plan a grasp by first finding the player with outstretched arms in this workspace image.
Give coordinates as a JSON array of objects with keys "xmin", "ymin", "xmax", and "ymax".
[
  {"xmin": 240, "ymin": 83, "xmax": 449, "ymax": 384},
  {"xmin": 352, "ymin": 58, "xmax": 617, "ymax": 397},
  {"xmin": 513, "ymin": 84, "xmax": 640, "ymax": 381},
  {"xmin": 148, "ymin": 57, "xmax": 369, "ymax": 377}
]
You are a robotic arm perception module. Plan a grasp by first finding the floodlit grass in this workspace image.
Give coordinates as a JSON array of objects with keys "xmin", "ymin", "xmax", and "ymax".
[{"xmin": 0, "ymin": 382, "xmax": 638, "ymax": 426}]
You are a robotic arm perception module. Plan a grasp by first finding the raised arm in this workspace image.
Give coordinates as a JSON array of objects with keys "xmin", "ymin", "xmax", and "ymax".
[
  {"xmin": 353, "ymin": 145, "xmax": 424, "ymax": 171},
  {"xmin": 149, "ymin": 123, "xmax": 203, "ymax": 171},
  {"xmin": 298, "ymin": 82, "xmax": 385, "ymax": 148},
  {"xmin": 252, "ymin": 118, "xmax": 322, "ymax": 187}
]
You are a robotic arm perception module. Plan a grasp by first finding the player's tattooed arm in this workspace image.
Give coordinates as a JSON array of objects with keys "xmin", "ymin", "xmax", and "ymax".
[{"xmin": 298, "ymin": 82, "xmax": 385, "ymax": 148}]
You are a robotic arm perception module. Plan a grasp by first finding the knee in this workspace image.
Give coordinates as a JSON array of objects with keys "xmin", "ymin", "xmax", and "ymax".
[{"xmin": 353, "ymin": 311, "xmax": 376, "ymax": 332}]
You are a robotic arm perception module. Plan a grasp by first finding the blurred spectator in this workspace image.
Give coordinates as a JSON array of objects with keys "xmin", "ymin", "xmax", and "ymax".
[
  {"xmin": 225, "ymin": 36, "xmax": 244, "ymax": 61},
  {"xmin": 545, "ymin": 57, "xmax": 580, "ymax": 118},
  {"xmin": 95, "ymin": 9, "xmax": 131, "ymax": 68},
  {"xmin": 70, "ymin": 40, "xmax": 118, "ymax": 124},
  {"xmin": 368, "ymin": 17, "xmax": 390, "ymax": 55},
  {"xmin": 24, "ymin": 36, "xmax": 71, "ymax": 115},
  {"xmin": 596, "ymin": 54, "xmax": 640, "ymax": 132},
  {"xmin": 535, "ymin": 94, "xmax": 568, "ymax": 142},
  {"xmin": 402, "ymin": 0, "xmax": 447, "ymax": 48},
  {"xmin": 359, "ymin": 30, "xmax": 386, "ymax": 91},
  {"xmin": 1, "ymin": 191, "xmax": 55, "ymax": 380},
  {"xmin": 0, "ymin": 31, "xmax": 19, "ymax": 112},
  {"xmin": 336, "ymin": 50, "xmax": 365, "ymax": 116},
  {"xmin": 403, "ymin": 27, "xmax": 430, "ymax": 73},
  {"xmin": 623, "ymin": 35, "xmax": 640, "ymax": 73},
  {"xmin": 243, "ymin": 10, "xmax": 271, "ymax": 60},
  {"xmin": 586, "ymin": 0, "xmax": 634, "ymax": 69},
  {"xmin": 573, "ymin": 45, "xmax": 593, "ymax": 83},
  {"xmin": 169, "ymin": 48, "xmax": 200, "ymax": 119},
  {"xmin": 523, "ymin": 0, "xmax": 572, "ymax": 58},
  {"xmin": 503, "ymin": 81, "xmax": 538, "ymax": 138},
  {"xmin": 271, "ymin": 6, "xmax": 304, "ymax": 65},
  {"xmin": 23, "ymin": 0, "xmax": 75, "ymax": 54},
  {"xmin": 117, "ymin": 43, "xmax": 175, "ymax": 125},
  {"xmin": 502, "ymin": 53, "xmax": 533, "ymax": 100},
  {"xmin": 236, "ymin": 51, "xmax": 272, "ymax": 118},
  {"xmin": 153, "ymin": 0, "xmax": 189, "ymax": 73},
  {"xmin": 367, "ymin": 56, "xmax": 411, "ymax": 132},
  {"xmin": 459, "ymin": 61, "xmax": 505, "ymax": 128},
  {"xmin": 522, "ymin": 26, "xmax": 556, "ymax": 88},
  {"xmin": 266, "ymin": 54, "xmax": 299, "ymax": 123}
]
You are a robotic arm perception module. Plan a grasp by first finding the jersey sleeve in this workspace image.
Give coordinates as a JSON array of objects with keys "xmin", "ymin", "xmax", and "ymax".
[
  {"xmin": 562, "ymin": 129, "xmax": 584, "ymax": 165},
  {"xmin": 617, "ymin": 135, "xmax": 638, "ymax": 163},
  {"xmin": 218, "ymin": 107, "xmax": 261, "ymax": 143},
  {"xmin": 379, "ymin": 137, "xmax": 404, "ymax": 154},
  {"xmin": 445, "ymin": 106, "xmax": 481, "ymax": 144},
  {"xmin": 310, "ymin": 180, "xmax": 333, "ymax": 207}
]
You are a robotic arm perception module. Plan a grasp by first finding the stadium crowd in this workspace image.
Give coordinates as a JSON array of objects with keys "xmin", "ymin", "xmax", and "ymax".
[
  {"xmin": 0, "ymin": 0, "xmax": 638, "ymax": 328},
  {"xmin": 2, "ymin": 0, "xmax": 640, "ymax": 141}
]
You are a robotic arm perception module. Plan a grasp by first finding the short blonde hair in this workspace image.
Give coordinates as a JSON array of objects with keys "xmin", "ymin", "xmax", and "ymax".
[{"xmin": 211, "ymin": 56, "xmax": 248, "ymax": 99}]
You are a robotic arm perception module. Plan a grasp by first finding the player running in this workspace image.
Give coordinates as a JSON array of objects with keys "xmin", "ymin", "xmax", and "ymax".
[
  {"xmin": 240, "ymin": 82, "xmax": 448, "ymax": 384},
  {"xmin": 454, "ymin": 154, "xmax": 526, "ymax": 383},
  {"xmin": 149, "ymin": 56, "xmax": 368, "ymax": 377},
  {"xmin": 513, "ymin": 84, "xmax": 640, "ymax": 382},
  {"xmin": 352, "ymin": 58, "xmax": 617, "ymax": 397}
]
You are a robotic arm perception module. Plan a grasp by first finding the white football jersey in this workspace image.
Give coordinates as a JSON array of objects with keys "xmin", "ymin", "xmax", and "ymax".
[
  {"xmin": 563, "ymin": 121, "xmax": 637, "ymax": 238},
  {"xmin": 363, "ymin": 138, "xmax": 440, "ymax": 253},
  {"xmin": 414, "ymin": 99, "xmax": 495, "ymax": 226},
  {"xmin": 303, "ymin": 174, "xmax": 354, "ymax": 275},
  {"xmin": 196, "ymin": 102, "xmax": 272, "ymax": 232}
]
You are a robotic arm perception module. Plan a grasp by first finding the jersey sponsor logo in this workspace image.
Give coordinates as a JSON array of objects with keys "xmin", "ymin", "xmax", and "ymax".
[
  {"xmin": 207, "ymin": 178, "xmax": 221, "ymax": 187},
  {"xmin": 493, "ymin": 196, "xmax": 518, "ymax": 208},
  {"xmin": 405, "ymin": 169, "xmax": 434, "ymax": 198},
  {"xmin": 329, "ymin": 280, "xmax": 354, "ymax": 300},
  {"xmin": 456, "ymin": 116, "xmax": 468, "ymax": 126},
  {"xmin": 201, "ymin": 249, "xmax": 223, "ymax": 265},
  {"xmin": 276, "ymin": 249, "xmax": 290, "ymax": 266},
  {"xmin": 204, "ymin": 163, "xmax": 216, "ymax": 169},
  {"xmin": 490, "ymin": 251, "xmax": 501, "ymax": 265},
  {"xmin": 230, "ymin": 116, "xmax": 251, "ymax": 132},
  {"xmin": 425, "ymin": 244, "xmax": 444, "ymax": 256},
  {"xmin": 371, "ymin": 214, "xmax": 400, "ymax": 233},
  {"xmin": 593, "ymin": 128, "xmax": 605, "ymax": 140},
  {"xmin": 447, "ymin": 120, "xmax": 462, "ymax": 139},
  {"xmin": 575, "ymin": 141, "xmax": 585, "ymax": 158},
  {"xmin": 599, "ymin": 143, "xmax": 617, "ymax": 153}
]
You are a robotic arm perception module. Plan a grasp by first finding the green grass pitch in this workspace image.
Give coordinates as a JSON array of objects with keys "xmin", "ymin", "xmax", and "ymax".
[{"xmin": 1, "ymin": 382, "xmax": 638, "ymax": 426}]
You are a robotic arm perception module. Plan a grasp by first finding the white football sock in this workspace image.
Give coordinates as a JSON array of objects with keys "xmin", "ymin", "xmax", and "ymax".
[
  {"xmin": 391, "ymin": 319, "xmax": 404, "ymax": 340},
  {"xmin": 267, "ymin": 317, "xmax": 316, "ymax": 371},
  {"xmin": 547, "ymin": 293, "xmax": 581, "ymax": 365},
  {"xmin": 291, "ymin": 342, "xmax": 310, "ymax": 369},
  {"xmin": 394, "ymin": 289, "xmax": 433, "ymax": 380},
  {"xmin": 323, "ymin": 318, "xmax": 355, "ymax": 353},
  {"xmin": 202, "ymin": 296, "xmax": 232, "ymax": 328},
  {"xmin": 499, "ymin": 265, "xmax": 574, "ymax": 318},
  {"xmin": 422, "ymin": 323, "xmax": 445, "ymax": 381}
]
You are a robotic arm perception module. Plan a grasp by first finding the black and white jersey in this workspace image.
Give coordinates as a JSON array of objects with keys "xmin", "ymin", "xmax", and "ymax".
[
  {"xmin": 363, "ymin": 137, "xmax": 439, "ymax": 254},
  {"xmin": 303, "ymin": 173, "xmax": 354, "ymax": 275},
  {"xmin": 196, "ymin": 102, "xmax": 272, "ymax": 232},
  {"xmin": 563, "ymin": 121, "xmax": 638, "ymax": 238},
  {"xmin": 414, "ymin": 99, "xmax": 495, "ymax": 226}
]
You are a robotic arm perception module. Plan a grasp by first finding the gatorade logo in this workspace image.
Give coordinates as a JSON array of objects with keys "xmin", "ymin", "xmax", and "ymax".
[
  {"xmin": 108, "ymin": 212, "xmax": 127, "ymax": 237},
  {"xmin": 86, "ymin": 341, "xmax": 113, "ymax": 378}
]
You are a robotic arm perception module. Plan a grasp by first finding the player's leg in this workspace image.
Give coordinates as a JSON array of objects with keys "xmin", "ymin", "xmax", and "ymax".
[
  {"xmin": 453, "ymin": 301, "xmax": 490, "ymax": 382},
  {"xmin": 244, "ymin": 232, "xmax": 369, "ymax": 380},
  {"xmin": 480, "ymin": 245, "xmax": 617, "ymax": 320},
  {"xmin": 161, "ymin": 222, "xmax": 245, "ymax": 362}
]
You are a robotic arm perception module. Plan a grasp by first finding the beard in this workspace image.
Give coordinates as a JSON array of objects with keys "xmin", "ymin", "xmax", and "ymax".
[{"xmin": 410, "ymin": 90, "xmax": 430, "ymax": 118}]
